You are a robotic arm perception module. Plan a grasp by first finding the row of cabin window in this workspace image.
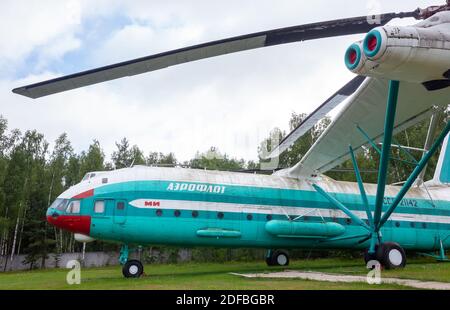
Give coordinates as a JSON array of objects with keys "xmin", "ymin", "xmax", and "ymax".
[
  {"xmin": 65, "ymin": 200, "xmax": 110, "ymax": 214},
  {"xmin": 65, "ymin": 202, "xmax": 430, "ymax": 228},
  {"xmin": 93, "ymin": 201, "xmax": 125, "ymax": 212}
]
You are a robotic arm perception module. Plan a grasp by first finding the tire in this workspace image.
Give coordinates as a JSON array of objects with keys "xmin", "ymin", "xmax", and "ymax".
[
  {"xmin": 377, "ymin": 242, "xmax": 406, "ymax": 269},
  {"xmin": 272, "ymin": 250, "xmax": 290, "ymax": 266},
  {"xmin": 122, "ymin": 259, "xmax": 144, "ymax": 278}
]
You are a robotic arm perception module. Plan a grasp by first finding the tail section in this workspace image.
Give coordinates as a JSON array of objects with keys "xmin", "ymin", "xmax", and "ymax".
[{"xmin": 432, "ymin": 132, "xmax": 450, "ymax": 185}]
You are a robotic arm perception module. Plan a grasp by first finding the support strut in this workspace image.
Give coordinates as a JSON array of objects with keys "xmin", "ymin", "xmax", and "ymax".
[
  {"xmin": 378, "ymin": 121, "xmax": 450, "ymax": 229},
  {"xmin": 373, "ymin": 80, "xmax": 400, "ymax": 229},
  {"xmin": 349, "ymin": 145, "xmax": 373, "ymax": 228},
  {"xmin": 119, "ymin": 244, "xmax": 129, "ymax": 265},
  {"xmin": 311, "ymin": 79, "xmax": 449, "ymax": 261}
]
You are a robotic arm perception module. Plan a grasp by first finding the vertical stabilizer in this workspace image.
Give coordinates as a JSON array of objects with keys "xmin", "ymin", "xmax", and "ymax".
[{"xmin": 432, "ymin": 132, "xmax": 450, "ymax": 185}]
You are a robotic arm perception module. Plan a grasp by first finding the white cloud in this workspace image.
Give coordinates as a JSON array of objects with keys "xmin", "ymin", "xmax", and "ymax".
[{"xmin": 0, "ymin": 0, "xmax": 83, "ymax": 72}]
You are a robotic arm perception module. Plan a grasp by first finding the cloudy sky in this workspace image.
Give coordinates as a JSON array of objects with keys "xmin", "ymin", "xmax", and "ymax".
[{"xmin": 0, "ymin": 0, "xmax": 439, "ymax": 162}]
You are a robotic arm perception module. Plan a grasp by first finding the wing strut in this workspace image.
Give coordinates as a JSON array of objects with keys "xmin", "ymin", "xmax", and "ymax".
[{"xmin": 313, "ymin": 80, "xmax": 450, "ymax": 256}]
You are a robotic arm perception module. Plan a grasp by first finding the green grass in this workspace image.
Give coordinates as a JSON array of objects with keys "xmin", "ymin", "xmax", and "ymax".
[{"xmin": 0, "ymin": 257, "xmax": 449, "ymax": 290}]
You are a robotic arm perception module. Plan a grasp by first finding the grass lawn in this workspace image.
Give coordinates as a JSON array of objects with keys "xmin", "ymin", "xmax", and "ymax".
[{"xmin": 0, "ymin": 257, "xmax": 449, "ymax": 290}]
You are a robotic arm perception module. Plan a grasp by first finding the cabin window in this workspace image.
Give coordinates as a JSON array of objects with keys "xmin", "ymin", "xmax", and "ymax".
[
  {"xmin": 174, "ymin": 210, "xmax": 181, "ymax": 217},
  {"xmin": 247, "ymin": 214, "xmax": 253, "ymax": 221},
  {"xmin": 116, "ymin": 202, "xmax": 125, "ymax": 210},
  {"xmin": 156, "ymin": 209, "xmax": 163, "ymax": 217},
  {"xmin": 410, "ymin": 222, "xmax": 415, "ymax": 228},
  {"xmin": 395, "ymin": 222, "xmax": 400, "ymax": 228},
  {"xmin": 346, "ymin": 218, "xmax": 352, "ymax": 225},
  {"xmin": 192, "ymin": 211, "xmax": 199, "ymax": 218},
  {"xmin": 94, "ymin": 200, "xmax": 105, "ymax": 213},
  {"xmin": 217, "ymin": 212, "xmax": 224, "ymax": 219},
  {"xmin": 66, "ymin": 200, "xmax": 80, "ymax": 214},
  {"xmin": 266, "ymin": 214, "xmax": 272, "ymax": 221}
]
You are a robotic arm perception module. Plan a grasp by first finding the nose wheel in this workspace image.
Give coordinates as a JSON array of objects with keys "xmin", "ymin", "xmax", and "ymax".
[
  {"xmin": 119, "ymin": 244, "xmax": 144, "ymax": 278},
  {"xmin": 122, "ymin": 259, "xmax": 144, "ymax": 278}
]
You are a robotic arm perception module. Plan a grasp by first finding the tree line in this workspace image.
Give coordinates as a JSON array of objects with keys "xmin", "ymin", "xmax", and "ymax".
[{"xmin": 0, "ymin": 109, "xmax": 447, "ymax": 269}]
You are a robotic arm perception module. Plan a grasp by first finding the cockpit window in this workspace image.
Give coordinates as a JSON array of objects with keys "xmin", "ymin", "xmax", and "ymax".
[
  {"xmin": 50, "ymin": 199, "xmax": 69, "ymax": 211},
  {"xmin": 66, "ymin": 200, "xmax": 81, "ymax": 214},
  {"xmin": 82, "ymin": 173, "xmax": 97, "ymax": 181}
]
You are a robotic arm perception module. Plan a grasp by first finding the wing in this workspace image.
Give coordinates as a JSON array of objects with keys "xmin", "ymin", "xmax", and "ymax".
[
  {"xmin": 265, "ymin": 76, "xmax": 366, "ymax": 159},
  {"xmin": 281, "ymin": 77, "xmax": 450, "ymax": 178},
  {"xmin": 12, "ymin": 12, "xmax": 416, "ymax": 99}
]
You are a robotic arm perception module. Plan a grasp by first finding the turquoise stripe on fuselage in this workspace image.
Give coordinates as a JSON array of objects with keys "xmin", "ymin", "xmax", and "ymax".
[
  {"xmin": 72, "ymin": 180, "xmax": 450, "ymax": 251},
  {"xmin": 93, "ymin": 180, "xmax": 450, "ymax": 216}
]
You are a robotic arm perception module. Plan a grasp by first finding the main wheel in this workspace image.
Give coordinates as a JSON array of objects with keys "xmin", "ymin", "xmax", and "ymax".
[
  {"xmin": 272, "ymin": 250, "xmax": 290, "ymax": 266},
  {"xmin": 377, "ymin": 242, "xmax": 406, "ymax": 269},
  {"xmin": 122, "ymin": 259, "xmax": 144, "ymax": 278}
]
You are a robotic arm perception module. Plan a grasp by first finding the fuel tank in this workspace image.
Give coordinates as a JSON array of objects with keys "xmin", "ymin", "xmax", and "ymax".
[{"xmin": 265, "ymin": 220, "xmax": 345, "ymax": 238}]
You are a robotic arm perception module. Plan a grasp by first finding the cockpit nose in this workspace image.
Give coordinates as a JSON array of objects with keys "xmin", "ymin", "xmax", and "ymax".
[
  {"xmin": 46, "ymin": 198, "xmax": 68, "ymax": 219},
  {"xmin": 46, "ymin": 198, "xmax": 91, "ymax": 235}
]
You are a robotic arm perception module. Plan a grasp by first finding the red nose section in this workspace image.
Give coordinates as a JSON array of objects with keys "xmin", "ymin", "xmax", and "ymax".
[{"xmin": 47, "ymin": 215, "xmax": 91, "ymax": 235}]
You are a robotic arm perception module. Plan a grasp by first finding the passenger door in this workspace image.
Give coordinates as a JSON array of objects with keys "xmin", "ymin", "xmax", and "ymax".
[{"xmin": 113, "ymin": 200, "xmax": 127, "ymax": 225}]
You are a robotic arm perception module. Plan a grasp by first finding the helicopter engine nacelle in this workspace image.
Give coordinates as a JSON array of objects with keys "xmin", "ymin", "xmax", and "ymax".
[{"xmin": 345, "ymin": 12, "xmax": 450, "ymax": 84}]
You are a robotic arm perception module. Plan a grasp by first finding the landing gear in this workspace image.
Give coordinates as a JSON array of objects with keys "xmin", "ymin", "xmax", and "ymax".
[
  {"xmin": 122, "ymin": 259, "xmax": 144, "ymax": 278},
  {"xmin": 363, "ymin": 245, "xmax": 379, "ymax": 264},
  {"xmin": 120, "ymin": 244, "xmax": 144, "ymax": 278},
  {"xmin": 266, "ymin": 250, "xmax": 290, "ymax": 266},
  {"xmin": 363, "ymin": 242, "xmax": 406, "ymax": 269}
]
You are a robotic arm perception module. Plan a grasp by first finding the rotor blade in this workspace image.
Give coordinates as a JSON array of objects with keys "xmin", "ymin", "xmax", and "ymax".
[
  {"xmin": 264, "ymin": 75, "xmax": 366, "ymax": 159},
  {"xmin": 12, "ymin": 11, "xmax": 417, "ymax": 99}
]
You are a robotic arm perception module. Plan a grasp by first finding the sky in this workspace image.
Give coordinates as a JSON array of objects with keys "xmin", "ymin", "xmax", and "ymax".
[{"xmin": 0, "ymin": 0, "xmax": 440, "ymax": 163}]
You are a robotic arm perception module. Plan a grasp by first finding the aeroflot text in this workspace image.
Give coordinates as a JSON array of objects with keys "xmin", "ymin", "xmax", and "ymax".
[{"xmin": 167, "ymin": 182, "xmax": 226, "ymax": 194}]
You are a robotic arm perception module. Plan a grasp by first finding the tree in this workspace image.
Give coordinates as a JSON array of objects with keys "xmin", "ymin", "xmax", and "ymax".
[
  {"xmin": 80, "ymin": 140, "xmax": 105, "ymax": 177},
  {"xmin": 111, "ymin": 138, "xmax": 129, "ymax": 168},
  {"xmin": 259, "ymin": 113, "xmax": 331, "ymax": 170},
  {"xmin": 189, "ymin": 147, "xmax": 245, "ymax": 171},
  {"xmin": 0, "ymin": 116, "xmax": 9, "ymax": 254},
  {"xmin": 48, "ymin": 133, "xmax": 73, "ymax": 204},
  {"xmin": 1, "ymin": 130, "xmax": 51, "ymax": 269},
  {"xmin": 112, "ymin": 138, "xmax": 147, "ymax": 169},
  {"xmin": 130, "ymin": 145, "xmax": 146, "ymax": 166},
  {"xmin": 147, "ymin": 152, "xmax": 177, "ymax": 166}
]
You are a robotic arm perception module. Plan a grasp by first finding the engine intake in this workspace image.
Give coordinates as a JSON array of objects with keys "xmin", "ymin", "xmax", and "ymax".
[{"xmin": 345, "ymin": 11, "xmax": 450, "ymax": 84}]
